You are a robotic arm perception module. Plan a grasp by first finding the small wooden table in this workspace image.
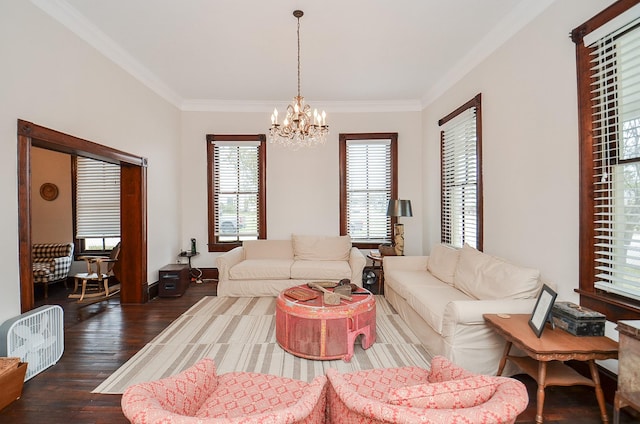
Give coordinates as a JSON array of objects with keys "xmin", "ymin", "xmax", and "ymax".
[
  {"xmin": 484, "ymin": 314, "xmax": 618, "ymax": 424},
  {"xmin": 366, "ymin": 251, "xmax": 384, "ymax": 295},
  {"xmin": 276, "ymin": 284, "xmax": 376, "ymax": 361}
]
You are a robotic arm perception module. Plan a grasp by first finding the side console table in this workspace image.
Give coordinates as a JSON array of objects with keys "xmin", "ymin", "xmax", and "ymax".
[
  {"xmin": 614, "ymin": 320, "xmax": 640, "ymax": 423},
  {"xmin": 366, "ymin": 250, "xmax": 384, "ymax": 295},
  {"xmin": 484, "ymin": 313, "xmax": 618, "ymax": 424},
  {"xmin": 158, "ymin": 264, "xmax": 189, "ymax": 297}
]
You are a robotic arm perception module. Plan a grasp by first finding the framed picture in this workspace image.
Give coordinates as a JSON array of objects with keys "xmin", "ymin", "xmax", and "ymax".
[{"xmin": 528, "ymin": 284, "xmax": 557, "ymax": 338}]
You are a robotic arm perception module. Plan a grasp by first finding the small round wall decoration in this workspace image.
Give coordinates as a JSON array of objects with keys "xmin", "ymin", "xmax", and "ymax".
[{"xmin": 40, "ymin": 183, "xmax": 59, "ymax": 201}]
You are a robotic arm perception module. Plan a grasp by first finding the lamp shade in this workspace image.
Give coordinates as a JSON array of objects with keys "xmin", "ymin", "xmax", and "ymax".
[{"xmin": 387, "ymin": 199, "xmax": 413, "ymax": 217}]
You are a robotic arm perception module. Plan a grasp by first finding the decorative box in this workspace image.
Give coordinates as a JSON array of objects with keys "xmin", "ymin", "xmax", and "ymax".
[
  {"xmin": 0, "ymin": 359, "xmax": 27, "ymax": 411},
  {"xmin": 551, "ymin": 301, "xmax": 605, "ymax": 337}
]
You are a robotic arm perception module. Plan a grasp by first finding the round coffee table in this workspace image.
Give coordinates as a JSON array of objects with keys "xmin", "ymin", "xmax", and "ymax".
[{"xmin": 275, "ymin": 284, "xmax": 376, "ymax": 362}]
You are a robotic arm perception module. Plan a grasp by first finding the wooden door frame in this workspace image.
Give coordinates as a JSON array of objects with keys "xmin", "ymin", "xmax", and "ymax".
[{"xmin": 17, "ymin": 119, "xmax": 148, "ymax": 312}]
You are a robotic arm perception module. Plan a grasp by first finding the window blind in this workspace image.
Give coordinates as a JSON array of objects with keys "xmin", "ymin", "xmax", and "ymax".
[
  {"xmin": 346, "ymin": 139, "xmax": 392, "ymax": 242},
  {"xmin": 590, "ymin": 19, "xmax": 640, "ymax": 301},
  {"xmin": 212, "ymin": 140, "xmax": 260, "ymax": 242},
  {"xmin": 441, "ymin": 107, "xmax": 478, "ymax": 249},
  {"xmin": 75, "ymin": 157, "xmax": 120, "ymax": 239}
]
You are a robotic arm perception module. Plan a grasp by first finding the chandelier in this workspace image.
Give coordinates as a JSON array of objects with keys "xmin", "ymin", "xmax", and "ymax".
[{"xmin": 269, "ymin": 10, "xmax": 328, "ymax": 149}]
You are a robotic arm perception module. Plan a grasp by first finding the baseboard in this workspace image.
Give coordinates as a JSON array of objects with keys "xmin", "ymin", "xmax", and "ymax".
[{"xmin": 148, "ymin": 280, "xmax": 159, "ymax": 299}]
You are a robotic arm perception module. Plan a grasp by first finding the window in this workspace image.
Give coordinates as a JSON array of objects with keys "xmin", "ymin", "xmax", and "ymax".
[
  {"xmin": 73, "ymin": 156, "xmax": 121, "ymax": 255},
  {"xmin": 339, "ymin": 133, "xmax": 397, "ymax": 248},
  {"xmin": 573, "ymin": 2, "xmax": 640, "ymax": 310},
  {"xmin": 207, "ymin": 134, "xmax": 266, "ymax": 252},
  {"xmin": 438, "ymin": 94, "xmax": 483, "ymax": 250}
]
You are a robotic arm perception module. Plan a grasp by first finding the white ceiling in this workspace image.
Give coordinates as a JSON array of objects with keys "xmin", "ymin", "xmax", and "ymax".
[{"xmin": 32, "ymin": 0, "xmax": 557, "ymax": 111}]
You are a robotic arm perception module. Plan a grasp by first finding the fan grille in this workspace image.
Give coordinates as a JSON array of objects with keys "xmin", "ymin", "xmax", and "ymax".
[{"xmin": 0, "ymin": 305, "xmax": 64, "ymax": 381}]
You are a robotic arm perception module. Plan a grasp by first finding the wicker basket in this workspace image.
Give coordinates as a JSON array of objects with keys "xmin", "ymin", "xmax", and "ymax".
[{"xmin": 378, "ymin": 244, "xmax": 396, "ymax": 256}]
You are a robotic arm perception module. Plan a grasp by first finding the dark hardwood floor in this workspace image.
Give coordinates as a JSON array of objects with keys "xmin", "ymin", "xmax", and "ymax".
[{"xmin": 1, "ymin": 280, "xmax": 637, "ymax": 423}]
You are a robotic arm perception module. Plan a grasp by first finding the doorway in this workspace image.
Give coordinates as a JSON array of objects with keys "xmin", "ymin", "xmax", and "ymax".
[{"xmin": 17, "ymin": 120, "xmax": 148, "ymax": 313}]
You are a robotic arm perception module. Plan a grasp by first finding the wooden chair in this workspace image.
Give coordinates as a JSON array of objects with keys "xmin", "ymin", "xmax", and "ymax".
[{"xmin": 69, "ymin": 242, "xmax": 121, "ymax": 303}]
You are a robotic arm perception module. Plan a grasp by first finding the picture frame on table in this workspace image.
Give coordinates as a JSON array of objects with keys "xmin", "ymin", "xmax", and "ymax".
[{"xmin": 528, "ymin": 284, "xmax": 557, "ymax": 338}]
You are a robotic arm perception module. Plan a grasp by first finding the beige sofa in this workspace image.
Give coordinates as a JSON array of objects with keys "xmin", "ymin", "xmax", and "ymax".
[
  {"xmin": 216, "ymin": 235, "xmax": 366, "ymax": 297},
  {"xmin": 383, "ymin": 243, "xmax": 545, "ymax": 376}
]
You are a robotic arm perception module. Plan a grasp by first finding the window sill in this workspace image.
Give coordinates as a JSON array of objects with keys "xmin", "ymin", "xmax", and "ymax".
[
  {"xmin": 575, "ymin": 288, "xmax": 640, "ymax": 321},
  {"xmin": 208, "ymin": 242, "xmax": 241, "ymax": 253}
]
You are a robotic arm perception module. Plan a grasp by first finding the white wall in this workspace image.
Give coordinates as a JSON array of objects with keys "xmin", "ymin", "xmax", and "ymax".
[
  {"xmin": 0, "ymin": 1, "xmax": 182, "ymax": 323},
  {"xmin": 422, "ymin": 0, "xmax": 616, "ymax": 303},
  {"xmin": 180, "ymin": 110, "xmax": 423, "ymax": 270}
]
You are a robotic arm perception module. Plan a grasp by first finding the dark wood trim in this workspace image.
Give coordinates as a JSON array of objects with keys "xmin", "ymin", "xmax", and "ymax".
[
  {"xmin": 206, "ymin": 134, "xmax": 266, "ymax": 252},
  {"xmin": 570, "ymin": 0, "xmax": 640, "ymax": 44},
  {"xmin": 119, "ymin": 163, "xmax": 148, "ymax": 304},
  {"xmin": 339, "ymin": 133, "xmax": 398, "ymax": 248},
  {"xmin": 17, "ymin": 134, "xmax": 33, "ymax": 313},
  {"xmin": 573, "ymin": 1, "xmax": 640, "ymax": 320},
  {"xmin": 18, "ymin": 120, "xmax": 145, "ymax": 166},
  {"xmin": 577, "ymin": 289, "xmax": 640, "ymax": 321},
  {"xmin": 438, "ymin": 94, "xmax": 483, "ymax": 251},
  {"xmin": 17, "ymin": 120, "xmax": 149, "ymax": 312}
]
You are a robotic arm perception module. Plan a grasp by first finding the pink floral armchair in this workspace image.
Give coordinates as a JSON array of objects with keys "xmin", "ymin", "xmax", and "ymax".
[
  {"xmin": 326, "ymin": 356, "xmax": 528, "ymax": 424},
  {"xmin": 121, "ymin": 358, "xmax": 327, "ymax": 424}
]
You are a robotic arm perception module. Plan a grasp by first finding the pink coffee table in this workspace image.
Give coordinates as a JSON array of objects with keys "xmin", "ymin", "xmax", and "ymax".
[{"xmin": 275, "ymin": 284, "xmax": 376, "ymax": 362}]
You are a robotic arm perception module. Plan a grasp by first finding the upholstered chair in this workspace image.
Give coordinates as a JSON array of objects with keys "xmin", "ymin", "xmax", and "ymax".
[
  {"xmin": 121, "ymin": 358, "xmax": 327, "ymax": 424},
  {"xmin": 32, "ymin": 242, "xmax": 74, "ymax": 298},
  {"xmin": 326, "ymin": 356, "xmax": 528, "ymax": 424}
]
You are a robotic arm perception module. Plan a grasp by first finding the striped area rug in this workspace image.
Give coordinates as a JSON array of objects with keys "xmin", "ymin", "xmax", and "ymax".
[{"xmin": 93, "ymin": 295, "xmax": 431, "ymax": 394}]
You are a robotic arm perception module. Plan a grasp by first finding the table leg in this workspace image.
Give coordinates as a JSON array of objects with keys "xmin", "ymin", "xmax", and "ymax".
[
  {"xmin": 536, "ymin": 361, "xmax": 548, "ymax": 424},
  {"xmin": 496, "ymin": 341, "xmax": 512, "ymax": 376},
  {"xmin": 588, "ymin": 359, "xmax": 609, "ymax": 423},
  {"xmin": 79, "ymin": 278, "xmax": 88, "ymax": 301}
]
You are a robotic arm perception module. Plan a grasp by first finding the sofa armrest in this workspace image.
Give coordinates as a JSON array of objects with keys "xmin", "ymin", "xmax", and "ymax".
[
  {"xmin": 382, "ymin": 255, "xmax": 429, "ymax": 272},
  {"xmin": 444, "ymin": 298, "xmax": 538, "ymax": 326},
  {"xmin": 215, "ymin": 246, "xmax": 245, "ymax": 282},
  {"xmin": 349, "ymin": 247, "xmax": 366, "ymax": 286}
]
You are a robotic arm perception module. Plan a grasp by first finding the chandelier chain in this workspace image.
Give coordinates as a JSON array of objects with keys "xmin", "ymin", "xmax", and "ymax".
[{"xmin": 297, "ymin": 15, "xmax": 301, "ymax": 98}]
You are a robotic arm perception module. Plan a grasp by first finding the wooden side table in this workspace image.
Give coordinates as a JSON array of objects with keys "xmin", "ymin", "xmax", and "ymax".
[
  {"xmin": 484, "ymin": 314, "xmax": 618, "ymax": 424},
  {"xmin": 366, "ymin": 251, "xmax": 384, "ymax": 295}
]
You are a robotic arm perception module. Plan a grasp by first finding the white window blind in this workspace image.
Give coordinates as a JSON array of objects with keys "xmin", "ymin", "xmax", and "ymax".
[
  {"xmin": 75, "ymin": 157, "xmax": 120, "ymax": 239},
  {"xmin": 441, "ymin": 107, "xmax": 479, "ymax": 249},
  {"xmin": 213, "ymin": 140, "xmax": 260, "ymax": 242},
  {"xmin": 346, "ymin": 139, "xmax": 392, "ymax": 242},
  {"xmin": 590, "ymin": 19, "xmax": 640, "ymax": 301}
]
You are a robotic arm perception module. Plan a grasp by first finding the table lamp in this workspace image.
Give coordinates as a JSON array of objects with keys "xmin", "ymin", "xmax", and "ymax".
[{"xmin": 387, "ymin": 199, "xmax": 412, "ymax": 255}]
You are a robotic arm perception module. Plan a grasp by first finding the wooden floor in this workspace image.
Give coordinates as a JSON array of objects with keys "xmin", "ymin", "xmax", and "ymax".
[{"xmin": 1, "ymin": 280, "xmax": 638, "ymax": 423}]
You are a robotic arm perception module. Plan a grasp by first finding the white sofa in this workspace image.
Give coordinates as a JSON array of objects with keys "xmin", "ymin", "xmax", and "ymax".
[
  {"xmin": 216, "ymin": 235, "xmax": 366, "ymax": 297},
  {"xmin": 383, "ymin": 243, "xmax": 546, "ymax": 376}
]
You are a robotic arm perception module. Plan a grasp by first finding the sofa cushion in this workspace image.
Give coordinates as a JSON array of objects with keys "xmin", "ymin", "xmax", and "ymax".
[
  {"xmin": 292, "ymin": 234, "xmax": 352, "ymax": 261},
  {"xmin": 454, "ymin": 244, "xmax": 541, "ymax": 300},
  {"xmin": 385, "ymin": 269, "xmax": 472, "ymax": 334},
  {"xmin": 290, "ymin": 260, "xmax": 351, "ymax": 280},
  {"xmin": 427, "ymin": 244, "xmax": 459, "ymax": 285},
  {"xmin": 243, "ymin": 240, "xmax": 294, "ymax": 260},
  {"xmin": 229, "ymin": 259, "xmax": 293, "ymax": 280},
  {"xmin": 386, "ymin": 375, "xmax": 497, "ymax": 409}
]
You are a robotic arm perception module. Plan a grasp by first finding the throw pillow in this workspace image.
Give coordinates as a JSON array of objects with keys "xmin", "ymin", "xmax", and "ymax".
[
  {"xmin": 452, "ymin": 244, "xmax": 489, "ymax": 299},
  {"xmin": 427, "ymin": 244, "xmax": 460, "ymax": 285},
  {"xmin": 292, "ymin": 234, "xmax": 352, "ymax": 261},
  {"xmin": 386, "ymin": 375, "xmax": 497, "ymax": 409}
]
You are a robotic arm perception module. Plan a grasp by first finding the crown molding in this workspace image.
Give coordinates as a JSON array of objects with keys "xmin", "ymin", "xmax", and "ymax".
[
  {"xmin": 421, "ymin": 0, "xmax": 559, "ymax": 108},
  {"xmin": 181, "ymin": 99, "xmax": 423, "ymax": 113},
  {"xmin": 30, "ymin": 0, "xmax": 184, "ymax": 108}
]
